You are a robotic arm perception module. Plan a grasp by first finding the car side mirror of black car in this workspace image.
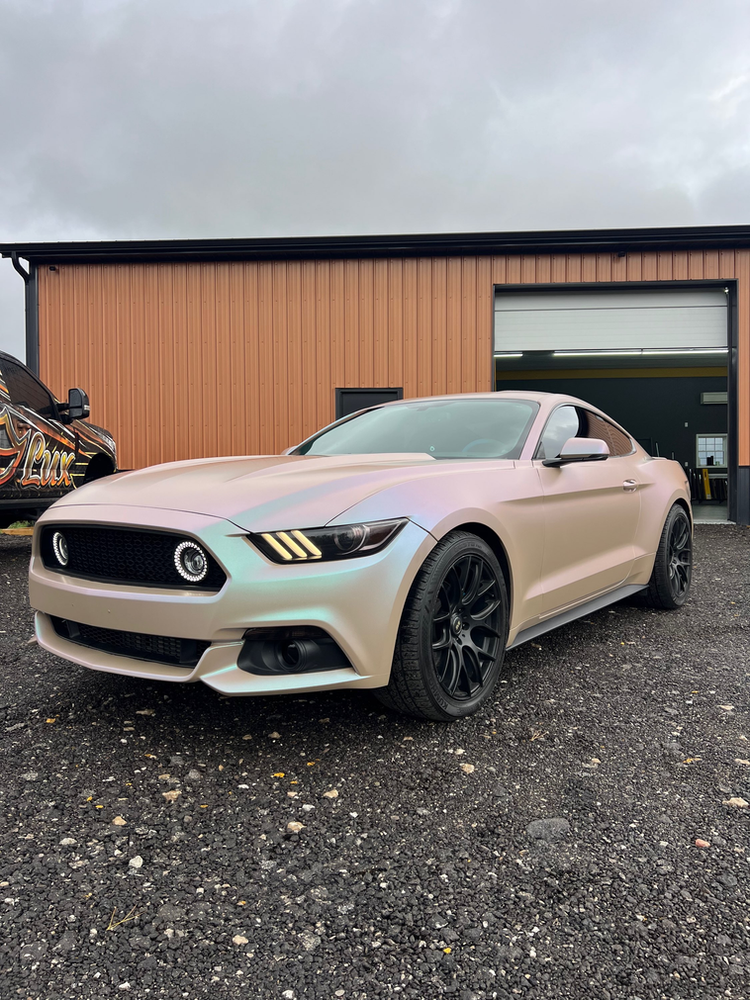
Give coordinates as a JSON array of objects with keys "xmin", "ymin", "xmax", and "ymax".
[
  {"xmin": 62, "ymin": 387, "xmax": 90, "ymax": 422},
  {"xmin": 542, "ymin": 437, "xmax": 610, "ymax": 467}
]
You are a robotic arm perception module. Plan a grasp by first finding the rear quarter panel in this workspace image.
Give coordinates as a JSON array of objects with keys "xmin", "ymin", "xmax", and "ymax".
[{"xmin": 631, "ymin": 455, "xmax": 692, "ymax": 582}]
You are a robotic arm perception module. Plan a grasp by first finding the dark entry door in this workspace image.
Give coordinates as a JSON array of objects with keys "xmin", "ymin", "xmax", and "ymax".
[{"xmin": 335, "ymin": 387, "xmax": 403, "ymax": 420}]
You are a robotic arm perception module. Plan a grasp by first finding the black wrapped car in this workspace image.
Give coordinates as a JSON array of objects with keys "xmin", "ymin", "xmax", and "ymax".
[{"xmin": 0, "ymin": 351, "xmax": 117, "ymax": 523}]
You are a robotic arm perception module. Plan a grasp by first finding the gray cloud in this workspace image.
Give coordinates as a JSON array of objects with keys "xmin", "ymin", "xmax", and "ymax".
[{"xmin": 2, "ymin": 0, "xmax": 750, "ymax": 358}]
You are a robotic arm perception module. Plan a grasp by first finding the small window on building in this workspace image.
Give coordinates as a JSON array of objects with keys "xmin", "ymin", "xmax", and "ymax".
[
  {"xmin": 696, "ymin": 434, "xmax": 727, "ymax": 469},
  {"xmin": 335, "ymin": 387, "xmax": 403, "ymax": 420}
]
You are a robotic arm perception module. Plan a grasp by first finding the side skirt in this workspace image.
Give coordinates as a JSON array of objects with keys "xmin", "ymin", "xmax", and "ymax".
[{"xmin": 507, "ymin": 583, "xmax": 647, "ymax": 650}]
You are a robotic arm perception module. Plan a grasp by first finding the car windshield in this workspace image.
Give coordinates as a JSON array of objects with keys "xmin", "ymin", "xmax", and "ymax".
[{"xmin": 294, "ymin": 398, "xmax": 539, "ymax": 460}]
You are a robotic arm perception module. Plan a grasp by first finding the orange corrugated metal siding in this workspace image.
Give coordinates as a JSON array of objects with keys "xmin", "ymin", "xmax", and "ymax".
[{"xmin": 38, "ymin": 251, "xmax": 750, "ymax": 470}]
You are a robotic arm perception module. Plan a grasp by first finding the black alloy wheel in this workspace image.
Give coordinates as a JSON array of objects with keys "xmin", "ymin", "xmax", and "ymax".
[
  {"xmin": 667, "ymin": 511, "xmax": 692, "ymax": 600},
  {"xmin": 647, "ymin": 504, "xmax": 693, "ymax": 610},
  {"xmin": 431, "ymin": 552, "xmax": 504, "ymax": 701},
  {"xmin": 377, "ymin": 531, "xmax": 509, "ymax": 721}
]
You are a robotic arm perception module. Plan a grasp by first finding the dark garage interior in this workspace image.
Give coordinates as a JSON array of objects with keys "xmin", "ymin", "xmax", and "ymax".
[{"xmin": 496, "ymin": 356, "xmax": 728, "ymax": 519}]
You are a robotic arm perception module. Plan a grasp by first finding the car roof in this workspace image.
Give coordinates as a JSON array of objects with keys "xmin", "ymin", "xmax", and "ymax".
[
  {"xmin": 370, "ymin": 390, "xmax": 602, "ymax": 408},
  {"xmin": 0, "ymin": 351, "xmax": 24, "ymax": 365},
  {"xmin": 347, "ymin": 390, "xmax": 637, "ymax": 444}
]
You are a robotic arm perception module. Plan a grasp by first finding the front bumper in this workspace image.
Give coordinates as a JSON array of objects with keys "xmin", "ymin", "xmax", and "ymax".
[{"xmin": 29, "ymin": 504, "xmax": 435, "ymax": 696}]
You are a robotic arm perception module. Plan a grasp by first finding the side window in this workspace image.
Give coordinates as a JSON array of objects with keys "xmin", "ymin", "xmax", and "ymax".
[
  {"xmin": 2, "ymin": 359, "xmax": 56, "ymax": 418},
  {"xmin": 535, "ymin": 405, "xmax": 581, "ymax": 460},
  {"xmin": 580, "ymin": 410, "xmax": 633, "ymax": 457}
]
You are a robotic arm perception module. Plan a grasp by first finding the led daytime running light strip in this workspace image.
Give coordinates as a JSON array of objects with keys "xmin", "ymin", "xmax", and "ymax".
[{"xmin": 260, "ymin": 530, "xmax": 323, "ymax": 561}]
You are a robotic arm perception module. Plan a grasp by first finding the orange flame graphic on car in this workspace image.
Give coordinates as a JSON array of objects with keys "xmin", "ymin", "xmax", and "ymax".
[
  {"xmin": 0, "ymin": 407, "xmax": 76, "ymax": 489},
  {"xmin": 0, "ymin": 408, "xmax": 31, "ymax": 486}
]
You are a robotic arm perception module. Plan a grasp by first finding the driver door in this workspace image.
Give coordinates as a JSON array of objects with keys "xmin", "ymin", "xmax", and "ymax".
[
  {"xmin": 0, "ymin": 356, "xmax": 77, "ymax": 501},
  {"xmin": 535, "ymin": 405, "xmax": 640, "ymax": 615}
]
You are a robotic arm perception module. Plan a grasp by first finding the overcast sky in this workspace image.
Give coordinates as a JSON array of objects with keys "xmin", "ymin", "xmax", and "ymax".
[{"xmin": 2, "ymin": 0, "xmax": 750, "ymax": 360}]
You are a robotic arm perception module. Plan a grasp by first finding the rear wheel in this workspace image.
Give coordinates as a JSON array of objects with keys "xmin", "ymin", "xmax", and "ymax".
[
  {"xmin": 376, "ymin": 531, "xmax": 508, "ymax": 721},
  {"xmin": 646, "ymin": 504, "xmax": 692, "ymax": 609}
]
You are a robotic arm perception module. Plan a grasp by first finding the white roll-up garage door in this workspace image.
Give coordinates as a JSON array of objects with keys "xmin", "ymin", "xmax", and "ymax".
[{"xmin": 494, "ymin": 288, "xmax": 728, "ymax": 352}]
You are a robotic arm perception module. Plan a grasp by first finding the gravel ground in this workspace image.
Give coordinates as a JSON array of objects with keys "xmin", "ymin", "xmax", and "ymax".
[{"xmin": 1, "ymin": 525, "xmax": 749, "ymax": 1000}]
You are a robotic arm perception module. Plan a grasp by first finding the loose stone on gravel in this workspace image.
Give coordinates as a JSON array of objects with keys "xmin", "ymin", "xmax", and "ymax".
[
  {"xmin": 297, "ymin": 931, "xmax": 321, "ymax": 951},
  {"xmin": 526, "ymin": 817, "xmax": 571, "ymax": 841}
]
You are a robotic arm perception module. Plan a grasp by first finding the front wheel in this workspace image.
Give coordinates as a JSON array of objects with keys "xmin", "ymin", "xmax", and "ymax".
[
  {"xmin": 83, "ymin": 454, "xmax": 116, "ymax": 484},
  {"xmin": 646, "ymin": 504, "xmax": 693, "ymax": 609},
  {"xmin": 376, "ymin": 531, "xmax": 508, "ymax": 721}
]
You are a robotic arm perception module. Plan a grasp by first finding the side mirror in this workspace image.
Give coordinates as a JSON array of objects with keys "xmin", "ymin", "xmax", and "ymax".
[
  {"xmin": 66, "ymin": 387, "xmax": 90, "ymax": 421},
  {"xmin": 543, "ymin": 437, "xmax": 610, "ymax": 467}
]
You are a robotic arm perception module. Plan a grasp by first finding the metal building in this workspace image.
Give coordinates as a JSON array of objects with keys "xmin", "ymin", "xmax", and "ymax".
[{"xmin": 2, "ymin": 225, "xmax": 748, "ymax": 523}]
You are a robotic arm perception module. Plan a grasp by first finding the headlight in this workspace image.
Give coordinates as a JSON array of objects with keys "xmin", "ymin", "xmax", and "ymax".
[
  {"xmin": 174, "ymin": 540, "xmax": 209, "ymax": 582},
  {"xmin": 250, "ymin": 519, "xmax": 408, "ymax": 563},
  {"xmin": 52, "ymin": 531, "xmax": 69, "ymax": 567}
]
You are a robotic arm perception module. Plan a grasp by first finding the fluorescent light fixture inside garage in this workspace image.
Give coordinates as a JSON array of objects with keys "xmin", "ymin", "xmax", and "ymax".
[
  {"xmin": 553, "ymin": 350, "xmax": 642, "ymax": 357},
  {"xmin": 641, "ymin": 348, "xmax": 728, "ymax": 356},
  {"xmin": 494, "ymin": 352, "xmax": 524, "ymax": 358},
  {"xmin": 553, "ymin": 348, "xmax": 728, "ymax": 357}
]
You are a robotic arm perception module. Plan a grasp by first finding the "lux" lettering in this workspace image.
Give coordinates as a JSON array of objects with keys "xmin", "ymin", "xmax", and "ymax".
[{"xmin": 20, "ymin": 431, "xmax": 76, "ymax": 488}]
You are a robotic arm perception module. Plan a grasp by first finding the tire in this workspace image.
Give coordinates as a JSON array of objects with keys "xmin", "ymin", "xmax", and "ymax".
[
  {"xmin": 83, "ymin": 455, "xmax": 116, "ymax": 484},
  {"xmin": 646, "ymin": 504, "xmax": 693, "ymax": 610},
  {"xmin": 376, "ymin": 531, "xmax": 508, "ymax": 721}
]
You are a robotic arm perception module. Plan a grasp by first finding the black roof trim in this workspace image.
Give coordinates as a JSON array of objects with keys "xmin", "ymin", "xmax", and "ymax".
[{"xmin": 3, "ymin": 225, "xmax": 750, "ymax": 265}]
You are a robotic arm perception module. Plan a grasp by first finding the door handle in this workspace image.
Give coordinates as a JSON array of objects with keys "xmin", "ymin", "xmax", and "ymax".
[{"xmin": 622, "ymin": 479, "xmax": 637, "ymax": 492}]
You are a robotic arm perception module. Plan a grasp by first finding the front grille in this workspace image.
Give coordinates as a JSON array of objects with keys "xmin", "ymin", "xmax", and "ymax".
[
  {"xmin": 40, "ymin": 525, "xmax": 226, "ymax": 590},
  {"xmin": 51, "ymin": 616, "xmax": 210, "ymax": 667}
]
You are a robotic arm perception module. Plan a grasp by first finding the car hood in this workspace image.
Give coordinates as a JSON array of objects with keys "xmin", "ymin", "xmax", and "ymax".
[{"xmin": 49, "ymin": 453, "xmax": 475, "ymax": 531}]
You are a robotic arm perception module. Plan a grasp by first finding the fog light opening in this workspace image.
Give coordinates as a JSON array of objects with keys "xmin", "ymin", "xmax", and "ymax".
[
  {"xmin": 280, "ymin": 640, "xmax": 301, "ymax": 668},
  {"xmin": 278, "ymin": 638, "xmax": 318, "ymax": 671},
  {"xmin": 237, "ymin": 627, "xmax": 353, "ymax": 676}
]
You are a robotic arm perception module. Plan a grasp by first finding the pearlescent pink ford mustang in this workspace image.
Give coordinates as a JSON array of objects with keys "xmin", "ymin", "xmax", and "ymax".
[{"xmin": 29, "ymin": 392, "xmax": 692, "ymax": 721}]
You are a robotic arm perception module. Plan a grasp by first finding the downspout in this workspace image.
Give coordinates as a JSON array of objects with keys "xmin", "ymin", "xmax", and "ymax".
[{"xmin": 10, "ymin": 252, "xmax": 39, "ymax": 375}]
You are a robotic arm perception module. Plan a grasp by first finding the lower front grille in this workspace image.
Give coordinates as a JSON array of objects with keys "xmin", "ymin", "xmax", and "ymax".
[{"xmin": 51, "ymin": 617, "xmax": 210, "ymax": 668}]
